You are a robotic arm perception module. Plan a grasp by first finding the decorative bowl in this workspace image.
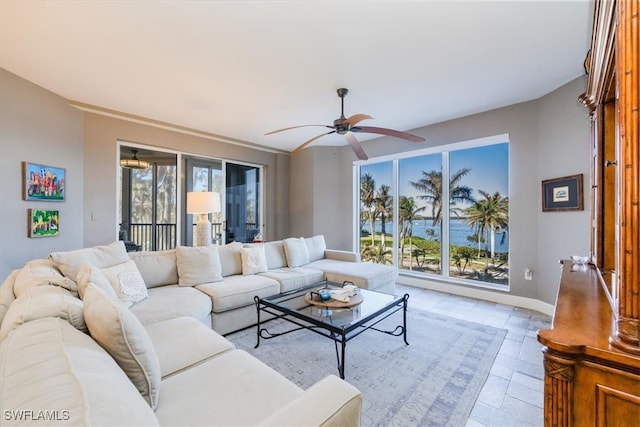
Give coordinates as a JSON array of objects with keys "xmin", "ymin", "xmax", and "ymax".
[{"xmin": 318, "ymin": 289, "xmax": 332, "ymax": 301}]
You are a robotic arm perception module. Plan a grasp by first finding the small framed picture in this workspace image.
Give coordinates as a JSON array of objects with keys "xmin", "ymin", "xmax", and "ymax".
[
  {"xmin": 28, "ymin": 209, "xmax": 60, "ymax": 238},
  {"xmin": 542, "ymin": 174, "xmax": 584, "ymax": 212},
  {"xmin": 22, "ymin": 162, "xmax": 66, "ymax": 201}
]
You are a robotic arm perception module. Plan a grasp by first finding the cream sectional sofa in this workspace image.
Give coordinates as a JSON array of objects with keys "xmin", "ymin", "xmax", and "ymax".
[
  {"xmin": 128, "ymin": 235, "xmax": 397, "ymax": 335},
  {"xmin": 0, "ymin": 239, "xmax": 364, "ymax": 426},
  {"xmin": 0, "ymin": 235, "xmax": 396, "ymax": 426}
]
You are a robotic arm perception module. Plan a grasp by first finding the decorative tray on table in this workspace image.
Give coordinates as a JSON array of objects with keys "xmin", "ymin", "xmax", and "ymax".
[{"xmin": 304, "ymin": 286, "xmax": 363, "ymax": 308}]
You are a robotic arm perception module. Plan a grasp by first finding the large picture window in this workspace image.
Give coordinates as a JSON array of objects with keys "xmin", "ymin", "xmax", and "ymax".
[{"xmin": 358, "ymin": 136, "xmax": 509, "ymax": 287}]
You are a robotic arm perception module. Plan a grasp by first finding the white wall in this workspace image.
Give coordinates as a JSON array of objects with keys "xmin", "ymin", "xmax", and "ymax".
[
  {"xmin": 291, "ymin": 77, "xmax": 590, "ymax": 305},
  {"xmin": 288, "ymin": 146, "xmax": 357, "ymax": 250},
  {"xmin": 535, "ymin": 78, "xmax": 591, "ymax": 303},
  {"xmin": 0, "ymin": 69, "xmax": 84, "ymax": 280}
]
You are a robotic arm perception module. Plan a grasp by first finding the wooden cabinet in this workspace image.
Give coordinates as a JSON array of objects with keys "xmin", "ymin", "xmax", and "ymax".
[{"xmin": 538, "ymin": 1, "xmax": 640, "ymax": 425}]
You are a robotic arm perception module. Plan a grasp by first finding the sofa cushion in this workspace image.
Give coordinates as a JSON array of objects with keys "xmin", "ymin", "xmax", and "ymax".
[
  {"xmin": 13, "ymin": 258, "xmax": 77, "ymax": 297},
  {"xmin": 306, "ymin": 259, "xmax": 398, "ymax": 291},
  {"xmin": 196, "ymin": 275, "xmax": 279, "ymax": 313},
  {"xmin": 283, "ymin": 237, "xmax": 310, "ymax": 268},
  {"xmin": 176, "ymin": 245, "xmax": 223, "ymax": 286},
  {"xmin": 155, "ymin": 350, "xmax": 302, "ymax": 426},
  {"xmin": 129, "ymin": 285, "xmax": 212, "ymax": 326},
  {"xmin": 76, "ymin": 261, "xmax": 119, "ymax": 300},
  {"xmin": 259, "ymin": 267, "xmax": 324, "ymax": 293},
  {"xmin": 49, "ymin": 241, "xmax": 129, "ymax": 281},
  {"xmin": 262, "ymin": 240, "xmax": 287, "ymax": 269},
  {"xmin": 0, "ymin": 318, "xmax": 158, "ymax": 426},
  {"xmin": 218, "ymin": 242, "xmax": 243, "ymax": 277},
  {"xmin": 129, "ymin": 250, "xmax": 178, "ymax": 288},
  {"xmin": 305, "ymin": 235, "xmax": 327, "ymax": 262},
  {"xmin": 0, "ymin": 285, "xmax": 86, "ymax": 341},
  {"xmin": 83, "ymin": 284, "xmax": 161, "ymax": 409},
  {"xmin": 241, "ymin": 245, "xmax": 268, "ymax": 275},
  {"xmin": 0, "ymin": 269, "xmax": 19, "ymax": 325},
  {"xmin": 145, "ymin": 316, "xmax": 234, "ymax": 379}
]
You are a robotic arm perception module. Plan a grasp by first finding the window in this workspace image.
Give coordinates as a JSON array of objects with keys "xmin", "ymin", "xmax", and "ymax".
[
  {"xmin": 358, "ymin": 136, "xmax": 509, "ymax": 287},
  {"xmin": 360, "ymin": 161, "xmax": 394, "ymax": 264}
]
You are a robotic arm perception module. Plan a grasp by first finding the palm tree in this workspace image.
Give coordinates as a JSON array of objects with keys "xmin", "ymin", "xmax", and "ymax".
[
  {"xmin": 361, "ymin": 244, "xmax": 393, "ymax": 265},
  {"xmin": 464, "ymin": 191, "xmax": 509, "ymax": 270},
  {"xmin": 360, "ymin": 173, "xmax": 376, "ymax": 246},
  {"xmin": 375, "ymin": 184, "xmax": 392, "ymax": 251},
  {"xmin": 410, "ymin": 168, "xmax": 474, "ymax": 226},
  {"xmin": 399, "ymin": 196, "xmax": 426, "ymax": 270}
]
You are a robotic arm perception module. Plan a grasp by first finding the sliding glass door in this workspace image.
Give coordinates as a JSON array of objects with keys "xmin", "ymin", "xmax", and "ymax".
[
  {"xmin": 120, "ymin": 143, "xmax": 264, "ymax": 249},
  {"xmin": 225, "ymin": 163, "xmax": 261, "ymax": 244},
  {"xmin": 119, "ymin": 146, "xmax": 177, "ymax": 251},
  {"xmin": 183, "ymin": 157, "xmax": 223, "ymax": 245}
]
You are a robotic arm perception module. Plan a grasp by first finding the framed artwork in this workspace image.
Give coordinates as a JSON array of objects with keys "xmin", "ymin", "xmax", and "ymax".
[
  {"xmin": 28, "ymin": 209, "xmax": 60, "ymax": 238},
  {"xmin": 22, "ymin": 162, "xmax": 65, "ymax": 201},
  {"xmin": 542, "ymin": 174, "xmax": 584, "ymax": 212}
]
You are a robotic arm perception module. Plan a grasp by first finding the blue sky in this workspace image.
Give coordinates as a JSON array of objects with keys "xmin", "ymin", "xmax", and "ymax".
[{"xmin": 361, "ymin": 143, "xmax": 508, "ymax": 210}]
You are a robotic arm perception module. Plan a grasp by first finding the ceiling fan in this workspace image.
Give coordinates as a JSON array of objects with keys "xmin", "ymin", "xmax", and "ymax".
[{"xmin": 265, "ymin": 88, "xmax": 425, "ymax": 160}]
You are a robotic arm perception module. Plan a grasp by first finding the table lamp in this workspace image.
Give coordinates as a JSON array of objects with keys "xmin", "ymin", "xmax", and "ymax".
[{"xmin": 187, "ymin": 191, "xmax": 221, "ymax": 246}]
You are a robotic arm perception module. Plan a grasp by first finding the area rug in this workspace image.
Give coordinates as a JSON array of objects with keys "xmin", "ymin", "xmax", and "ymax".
[{"xmin": 227, "ymin": 308, "xmax": 507, "ymax": 427}]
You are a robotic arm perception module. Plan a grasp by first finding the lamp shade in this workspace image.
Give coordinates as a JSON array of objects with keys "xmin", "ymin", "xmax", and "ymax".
[{"xmin": 187, "ymin": 192, "xmax": 221, "ymax": 214}]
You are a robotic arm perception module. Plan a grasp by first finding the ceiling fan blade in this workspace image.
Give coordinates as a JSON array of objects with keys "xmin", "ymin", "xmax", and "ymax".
[
  {"xmin": 345, "ymin": 113, "xmax": 373, "ymax": 126},
  {"xmin": 354, "ymin": 126, "xmax": 425, "ymax": 142},
  {"xmin": 291, "ymin": 130, "xmax": 336, "ymax": 156},
  {"xmin": 344, "ymin": 133, "xmax": 369, "ymax": 160},
  {"xmin": 265, "ymin": 124, "xmax": 333, "ymax": 135}
]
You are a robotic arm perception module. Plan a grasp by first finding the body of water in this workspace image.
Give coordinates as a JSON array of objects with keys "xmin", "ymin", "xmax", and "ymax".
[{"xmin": 362, "ymin": 218, "xmax": 509, "ymax": 253}]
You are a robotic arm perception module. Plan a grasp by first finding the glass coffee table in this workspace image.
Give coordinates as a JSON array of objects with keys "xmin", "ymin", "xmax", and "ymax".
[{"xmin": 254, "ymin": 280, "xmax": 409, "ymax": 379}]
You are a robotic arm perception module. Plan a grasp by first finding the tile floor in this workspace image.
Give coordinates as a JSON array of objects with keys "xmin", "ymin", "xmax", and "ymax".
[{"xmin": 396, "ymin": 284, "xmax": 552, "ymax": 427}]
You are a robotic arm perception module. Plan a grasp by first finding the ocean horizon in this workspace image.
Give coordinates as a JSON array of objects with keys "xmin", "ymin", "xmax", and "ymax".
[{"xmin": 362, "ymin": 218, "xmax": 509, "ymax": 253}]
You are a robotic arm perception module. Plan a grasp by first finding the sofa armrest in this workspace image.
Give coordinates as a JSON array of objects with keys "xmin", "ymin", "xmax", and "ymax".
[
  {"xmin": 324, "ymin": 249, "xmax": 360, "ymax": 263},
  {"xmin": 259, "ymin": 375, "xmax": 362, "ymax": 427}
]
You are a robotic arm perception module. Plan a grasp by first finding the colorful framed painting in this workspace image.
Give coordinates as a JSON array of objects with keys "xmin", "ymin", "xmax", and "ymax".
[
  {"xmin": 542, "ymin": 174, "xmax": 584, "ymax": 212},
  {"xmin": 22, "ymin": 162, "xmax": 66, "ymax": 201},
  {"xmin": 28, "ymin": 209, "xmax": 60, "ymax": 238}
]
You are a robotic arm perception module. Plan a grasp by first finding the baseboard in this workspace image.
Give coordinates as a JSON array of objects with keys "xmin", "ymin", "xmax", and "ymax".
[{"xmin": 397, "ymin": 275, "xmax": 555, "ymax": 317}]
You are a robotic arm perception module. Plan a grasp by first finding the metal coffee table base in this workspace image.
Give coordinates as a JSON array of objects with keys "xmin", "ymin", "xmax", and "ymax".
[{"xmin": 254, "ymin": 293, "xmax": 409, "ymax": 379}]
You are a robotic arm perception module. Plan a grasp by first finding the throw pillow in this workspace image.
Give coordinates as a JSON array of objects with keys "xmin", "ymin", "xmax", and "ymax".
[
  {"xmin": 76, "ymin": 261, "xmax": 119, "ymax": 300},
  {"xmin": 49, "ymin": 241, "xmax": 129, "ymax": 281},
  {"xmin": 218, "ymin": 241, "xmax": 243, "ymax": 277},
  {"xmin": 305, "ymin": 235, "xmax": 327, "ymax": 262},
  {"xmin": 240, "ymin": 245, "xmax": 268, "ymax": 275},
  {"xmin": 83, "ymin": 284, "xmax": 161, "ymax": 409},
  {"xmin": 100, "ymin": 260, "xmax": 148, "ymax": 307},
  {"xmin": 175, "ymin": 245, "xmax": 223, "ymax": 286},
  {"xmin": 0, "ymin": 285, "xmax": 87, "ymax": 341},
  {"xmin": 283, "ymin": 237, "xmax": 310, "ymax": 268}
]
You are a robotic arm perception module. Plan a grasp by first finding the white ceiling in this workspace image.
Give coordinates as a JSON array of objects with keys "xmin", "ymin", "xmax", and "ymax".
[{"xmin": 1, "ymin": 1, "xmax": 593, "ymax": 154}]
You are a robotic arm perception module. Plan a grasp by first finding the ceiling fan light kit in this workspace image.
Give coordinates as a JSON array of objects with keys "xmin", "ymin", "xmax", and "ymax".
[{"xmin": 265, "ymin": 88, "xmax": 425, "ymax": 160}]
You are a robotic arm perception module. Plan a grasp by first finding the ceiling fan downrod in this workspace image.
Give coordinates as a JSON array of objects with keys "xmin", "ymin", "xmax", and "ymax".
[{"xmin": 335, "ymin": 88, "xmax": 350, "ymax": 132}]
